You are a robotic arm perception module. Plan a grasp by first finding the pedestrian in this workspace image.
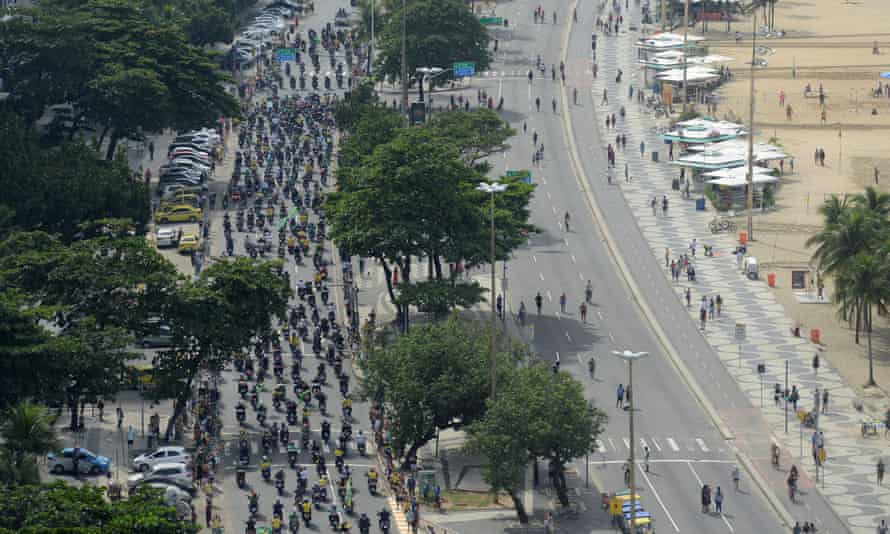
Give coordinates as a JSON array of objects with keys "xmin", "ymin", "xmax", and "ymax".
[
  {"xmin": 579, "ymin": 302, "xmax": 588, "ymax": 322},
  {"xmin": 821, "ymin": 107, "xmax": 827, "ymax": 125},
  {"xmin": 625, "ymin": 162, "xmax": 630, "ymax": 182},
  {"xmin": 876, "ymin": 167, "xmax": 881, "ymax": 185},
  {"xmin": 97, "ymin": 399, "xmax": 104, "ymax": 422},
  {"xmin": 651, "ymin": 197, "xmax": 657, "ymax": 215},
  {"xmin": 786, "ymin": 104, "xmax": 793, "ymax": 121},
  {"xmin": 117, "ymin": 406, "xmax": 124, "ymax": 429},
  {"xmin": 685, "ymin": 287, "xmax": 692, "ymax": 307},
  {"xmin": 732, "ymin": 465, "xmax": 740, "ymax": 490},
  {"xmin": 668, "ymin": 143, "xmax": 674, "ymax": 160},
  {"xmin": 602, "ymin": 88, "xmax": 608, "ymax": 105},
  {"xmin": 793, "ymin": 522, "xmax": 802, "ymax": 534},
  {"xmin": 665, "ymin": 247, "xmax": 670, "ymax": 267},
  {"xmin": 617, "ymin": 383, "xmax": 625, "ymax": 408},
  {"xmin": 878, "ymin": 519, "xmax": 889, "ymax": 534},
  {"xmin": 127, "ymin": 425, "xmax": 135, "ymax": 448},
  {"xmin": 709, "ymin": 297, "xmax": 715, "ymax": 319},
  {"xmin": 644, "ymin": 445, "xmax": 650, "ymax": 472},
  {"xmin": 822, "ymin": 388, "xmax": 829, "ymax": 413},
  {"xmin": 690, "ymin": 238, "xmax": 697, "ymax": 257},
  {"xmin": 408, "ymin": 475, "xmax": 416, "ymax": 496},
  {"xmin": 714, "ymin": 486, "xmax": 723, "ymax": 513},
  {"xmin": 148, "ymin": 140, "xmax": 155, "ymax": 160},
  {"xmin": 640, "ymin": 140, "xmax": 645, "ymax": 158},
  {"xmin": 625, "ymin": 385, "xmax": 632, "ymax": 405},
  {"xmin": 205, "ymin": 497, "xmax": 213, "ymax": 527},
  {"xmin": 700, "ymin": 306, "xmax": 707, "ymax": 330},
  {"xmin": 716, "ymin": 294, "xmax": 722, "ymax": 317},
  {"xmin": 878, "ymin": 458, "xmax": 885, "ymax": 485}
]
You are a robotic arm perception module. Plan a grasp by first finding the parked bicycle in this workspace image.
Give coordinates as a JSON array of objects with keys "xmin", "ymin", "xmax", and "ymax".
[{"xmin": 708, "ymin": 217, "xmax": 737, "ymax": 234}]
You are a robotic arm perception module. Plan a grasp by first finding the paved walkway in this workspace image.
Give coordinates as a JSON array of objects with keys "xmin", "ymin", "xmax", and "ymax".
[{"xmin": 590, "ymin": 5, "xmax": 889, "ymax": 534}]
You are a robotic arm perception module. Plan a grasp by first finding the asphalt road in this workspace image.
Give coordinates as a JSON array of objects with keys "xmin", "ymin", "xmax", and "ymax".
[
  {"xmin": 204, "ymin": 1, "xmax": 392, "ymax": 532},
  {"xmin": 465, "ymin": 1, "xmax": 790, "ymax": 533}
]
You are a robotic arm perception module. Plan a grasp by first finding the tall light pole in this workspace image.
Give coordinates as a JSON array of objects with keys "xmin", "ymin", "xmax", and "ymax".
[
  {"xmin": 478, "ymin": 181, "xmax": 508, "ymax": 399},
  {"xmin": 681, "ymin": 0, "xmax": 690, "ymax": 112},
  {"xmin": 745, "ymin": 4, "xmax": 759, "ymax": 242},
  {"xmin": 369, "ymin": 0, "xmax": 375, "ymax": 76},
  {"xmin": 611, "ymin": 350, "xmax": 650, "ymax": 532},
  {"xmin": 401, "ymin": 0, "xmax": 409, "ymax": 124}
]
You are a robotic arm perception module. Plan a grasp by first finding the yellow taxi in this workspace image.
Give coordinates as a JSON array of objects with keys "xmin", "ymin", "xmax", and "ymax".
[
  {"xmin": 177, "ymin": 233, "xmax": 200, "ymax": 253},
  {"xmin": 155, "ymin": 204, "xmax": 202, "ymax": 224}
]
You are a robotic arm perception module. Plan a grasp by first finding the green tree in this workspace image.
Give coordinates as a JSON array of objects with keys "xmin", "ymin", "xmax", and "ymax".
[
  {"xmin": 0, "ymin": 290, "xmax": 57, "ymax": 409},
  {"xmin": 0, "ymin": 402, "xmax": 59, "ymax": 484},
  {"xmin": 1, "ymin": 0, "xmax": 239, "ymax": 159},
  {"xmin": 0, "ymin": 482, "xmax": 199, "ymax": 533},
  {"xmin": 336, "ymin": 105, "xmax": 403, "ymax": 170},
  {"xmin": 427, "ymin": 109, "xmax": 514, "ymax": 169},
  {"xmin": 394, "ymin": 279, "xmax": 485, "ymax": 316},
  {"xmin": 360, "ymin": 316, "xmax": 517, "ymax": 465},
  {"xmin": 818, "ymin": 193, "xmax": 850, "ymax": 226},
  {"xmin": 376, "ymin": 0, "xmax": 490, "ymax": 84},
  {"xmin": 152, "ymin": 258, "xmax": 291, "ymax": 437},
  {"xmin": 853, "ymin": 186, "xmax": 890, "ymax": 218},
  {"xmin": 835, "ymin": 253, "xmax": 888, "ymax": 387},
  {"xmin": 0, "ymin": 113, "xmax": 150, "ymax": 238},
  {"xmin": 465, "ymin": 365, "xmax": 607, "ymax": 518}
]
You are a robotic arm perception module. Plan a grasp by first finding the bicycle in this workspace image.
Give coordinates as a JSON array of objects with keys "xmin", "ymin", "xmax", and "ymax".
[{"xmin": 708, "ymin": 217, "xmax": 737, "ymax": 234}]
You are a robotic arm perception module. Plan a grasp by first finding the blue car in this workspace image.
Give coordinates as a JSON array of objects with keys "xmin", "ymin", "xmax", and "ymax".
[{"xmin": 48, "ymin": 447, "xmax": 111, "ymax": 476}]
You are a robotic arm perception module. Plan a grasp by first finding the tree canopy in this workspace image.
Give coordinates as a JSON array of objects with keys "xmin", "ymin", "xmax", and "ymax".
[
  {"xmin": 360, "ymin": 316, "xmax": 520, "ymax": 464},
  {"xmin": 465, "ymin": 365, "xmax": 607, "ymax": 519},
  {"xmin": 375, "ymin": 0, "xmax": 491, "ymax": 84},
  {"xmin": 0, "ymin": 113, "xmax": 150, "ymax": 239},
  {"xmin": 0, "ymin": 482, "xmax": 198, "ymax": 533},
  {"xmin": 1, "ymin": 0, "xmax": 239, "ymax": 158}
]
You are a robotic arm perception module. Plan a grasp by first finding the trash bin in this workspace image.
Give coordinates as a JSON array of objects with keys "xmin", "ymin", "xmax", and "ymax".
[
  {"xmin": 695, "ymin": 198, "xmax": 706, "ymax": 211},
  {"xmin": 651, "ymin": 151, "xmax": 659, "ymax": 162},
  {"xmin": 672, "ymin": 178, "xmax": 680, "ymax": 190},
  {"xmin": 739, "ymin": 232, "xmax": 748, "ymax": 245},
  {"xmin": 767, "ymin": 273, "xmax": 776, "ymax": 287}
]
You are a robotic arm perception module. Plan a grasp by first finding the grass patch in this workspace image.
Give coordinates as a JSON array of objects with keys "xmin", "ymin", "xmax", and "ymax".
[{"xmin": 438, "ymin": 490, "xmax": 512, "ymax": 511}]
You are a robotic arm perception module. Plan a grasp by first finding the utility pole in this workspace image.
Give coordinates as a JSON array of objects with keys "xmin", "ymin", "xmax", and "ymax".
[
  {"xmin": 369, "ymin": 0, "xmax": 375, "ymax": 76},
  {"xmin": 489, "ymin": 191, "xmax": 497, "ymax": 399},
  {"xmin": 745, "ymin": 6, "xmax": 757, "ymax": 242},
  {"xmin": 660, "ymin": 0, "xmax": 667, "ymax": 31},
  {"xmin": 401, "ymin": 0, "xmax": 409, "ymax": 124},
  {"xmin": 681, "ymin": 0, "xmax": 689, "ymax": 112}
]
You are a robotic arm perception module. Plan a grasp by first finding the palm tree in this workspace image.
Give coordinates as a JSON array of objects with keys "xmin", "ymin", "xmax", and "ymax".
[
  {"xmin": 353, "ymin": 0, "xmax": 384, "ymax": 43},
  {"xmin": 806, "ymin": 209, "xmax": 879, "ymax": 276},
  {"xmin": 0, "ymin": 402, "xmax": 59, "ymax": 482},
  {"xmin": 841, "ymin": 253, "xmax": 888, "ymax": 386},
  {"xmin": 818, "ymin": 193, "xmax": 850, "ymax": 226},
  {"xmin": 853, "ymin": 186, "xmax": 890, "ymax": 218}
]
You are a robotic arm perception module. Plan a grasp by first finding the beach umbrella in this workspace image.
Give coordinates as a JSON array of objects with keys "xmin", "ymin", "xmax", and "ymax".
[{"xmin": 880, "ymin": 72, "xmax": 890, "ymax": 79}]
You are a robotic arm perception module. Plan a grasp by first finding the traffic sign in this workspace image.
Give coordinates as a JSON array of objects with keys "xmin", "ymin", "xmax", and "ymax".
[
  {"xmin": 453, "ymin": 61, "xmax": 476, "ymax": 77},
  {"xmin": 479, "ymin": 16, "xmax": 504, "ymax": 25},
  {"xmin": 735, "ymin": 323, "xmax": 746, "ymax": 342},
  {"xmin": 275, "ymin": 48, "xmax": 297, "ymax": 62},
  {"xmin": 506, "ymin": 169, "xmax": 532, "ymax": 184}
]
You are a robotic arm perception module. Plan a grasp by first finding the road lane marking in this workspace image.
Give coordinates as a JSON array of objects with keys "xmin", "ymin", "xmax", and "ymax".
[
  {"xmin": 687, "ymin": 461, "xmax": 704, "ymax": 485},
  {"xmin": 696, "ymin": 438, "xmax": 710, "ymax": 452},
  {"xmin": 608, "ymin": 438, "xmax": 616, "ymax": 451},
  {"xmin": 571, "ymin": 254, "xmax": 577, "ymax": 263},
  {"xmin": 666, "ymin": 438, "xmax": 680, "ymax": 452},
  {"xmin": 597, "ymin": 311, "xmax": 604, "ymax": 320},
  {"xmin": 609, "ymin": 331, "xmax": 615, "ymax": 342},
  {"xmin": 638, "ymin": 465, "xmax": 680, "ymax": 532},
  {"xmin": 651, "ymin": 437, "xmax": 662, "ymax": 452},
  {"xmin": 565, "ymin": 331, "xmax": 572, "ymax": 343},
  {"xmin": 546, "ymin": 192, "xmax": 552, "ymax": 200},
  {"xmin": 564, "ymin": 238, "xmax": 569, "ymax": 246},
  {"xmin": 640, "ymin": 438, "xmax": 649, "ymax": 451},
  {"xmin": 533, "ymin": 255, "xmax": 537, "ymax": 263},
  {"xmin": 578, "ymin": 272, "xmax": 584, "ymax": 280},
  {"xmin": 622, "ymin": 437, "xmax": 631, "ymax": 450},
  {"xmin": 722, "ymin": 513, "xmax": 736, "ymax": 532},
  {"xmin": 539, "ymin": 272, "xmax": 544, "ymax": 281},
  {"xmin": 546, "ymin": 290, "xmax": 552, "ymax": 301}
]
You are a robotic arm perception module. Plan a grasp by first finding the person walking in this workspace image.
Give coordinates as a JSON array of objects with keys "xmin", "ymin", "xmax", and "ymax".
[
  {"xmin": 877, "ymin": 519, "xmax": 888, "ymax": 534},
  {"xmin": 116, "ymin": 406, "xmax": 124, "ymax": 430},
  {"xmin": 822, "ymin": 388, "xmax": 829, "ymax": 413},
  {"xmin": 878, "ymin": 458, "xmax": 886, "ymax": 485},
  {"xmin": 714, "ymin": 486, "xmax": 724, "ymax": 514},
  {"xmin": 732, "ymin": 465, "xmax": 740, "ymax": 490},
  {"xmin": 616, "ymin": 384, "xmax": 625, "ymax": 408},
  {"xmin": 579, "ymin": 302, "xmax": 588, "ymax": 322},
  {"xmin": 640, "ymin": 140, "xmax": 645, "ymax": 158},
  {"xmin": 535, "ymin": 292, "xmax": 543, "ymax": 315},
  {"xmin": 148, "ymin": 140, "xmax": 155, "ymax": 161},
  {"xmin": 559, "ymin": 292, "xmax": 567, "ymax": 313},
  {"xmin": 665, "ymin": 247, "xmax": 670, "ymax": 267},
  {"xmin": 127, "ymin": 425, "xmax": 135, "ymax": 449}
]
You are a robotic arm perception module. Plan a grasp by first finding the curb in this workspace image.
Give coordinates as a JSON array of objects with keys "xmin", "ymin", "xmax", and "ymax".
[{"xmin": 556, "ymin": 3, "xmax": 795, "ymax": 530}]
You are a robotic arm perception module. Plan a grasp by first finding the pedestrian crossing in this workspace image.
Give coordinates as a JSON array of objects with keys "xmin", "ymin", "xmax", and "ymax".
[{"xmin": 594, "ymin": 435, "xmax": 726, "ymax": 456}]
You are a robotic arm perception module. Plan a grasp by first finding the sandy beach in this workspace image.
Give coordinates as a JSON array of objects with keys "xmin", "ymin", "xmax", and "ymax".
[{"xmin": 699, "ymin": 0, "xmax": 890, "ymax": 400}]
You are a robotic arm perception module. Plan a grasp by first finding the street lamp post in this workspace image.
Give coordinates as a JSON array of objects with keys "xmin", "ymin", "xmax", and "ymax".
[
  {"xmin": 478, "ymin": 181, "xmax": 508, "ymax": 399},
  {"xmin": 611, "ymin": 350, "xmax": 650, "ymax": 532},
  {"xmin": 415, "ymin": 66, "xmax": 451, "ymax": 106}
]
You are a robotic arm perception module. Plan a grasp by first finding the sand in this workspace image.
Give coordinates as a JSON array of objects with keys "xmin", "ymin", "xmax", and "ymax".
[{"xmin": 699, "ymin": 0, "xmax": 890, "ymax": 403}]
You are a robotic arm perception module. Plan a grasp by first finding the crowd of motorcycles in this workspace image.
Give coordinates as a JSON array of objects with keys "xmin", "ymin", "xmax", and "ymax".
[{"xmin": 217, "ymin": 12, "xmax": 392, "ymax": 534}]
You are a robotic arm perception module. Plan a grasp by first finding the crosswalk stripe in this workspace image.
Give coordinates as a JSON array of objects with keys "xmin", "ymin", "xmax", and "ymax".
[
  {"xmin": 651, "ymin": 437, "xmax": 662, "ymax": 452},
  {"xmin": 596, "ymin": 439, "xmax": 606, "ymax": 453},
  {"xmin": 666, "ymin": 438, "xmax": 680, "ymax": 452},
  {"xmin": 640, "ymin": 438, "xmax": 649, "ymax": 451},
  {"xmin": 622, "ymin": 437, "xmax": 631, "ymax": 450},
  {"xmin": 696, "ymin": 438, "xmax": 710, "ymax": 452}
]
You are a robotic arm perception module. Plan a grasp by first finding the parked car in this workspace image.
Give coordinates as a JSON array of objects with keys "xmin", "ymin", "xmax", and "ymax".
[
  {"xmin": 157, "ymin": 183, "xmax": 208, "ymax": 199},
  {"xmin": 132, "ymin": 446, "xmax": 192, "ymax": 473},
  {"xmin": 161, "ymin": 192, "xmax": 200, "ymax": 208},
  {"xmin": 155, "ymin": 204, "xmax": 202, "ymax": 224},
  {"xmin": 48, "ymin": 448, "xmax": 111, "ymax": 476},
  {"xmin": 169, "ymin": 157, "xmax": 212, "ymax": 173},
  {"xmin": 138, "ymin": 324, "xmax": 173, "ymax": 348},
  {"xmin": 127, "ymin": 463, "xmax": 193, "ymax": 492},
  {"xmin": 155, "ymin": 228, "xmax": 178, "ymax": 248},
  {"xmin": 169, "ymin": 148, "xmax": 211, "ymax": 164},
  {"xmin": 177, "ymin": 233, "xmax": 200, "ymax": 254},
  {"xmin": 145, "ymin": 483, "xmax": 193, "ymax": 505}
]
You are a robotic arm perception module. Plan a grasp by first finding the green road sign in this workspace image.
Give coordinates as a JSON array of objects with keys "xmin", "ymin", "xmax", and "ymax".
[
  {"xmin": 274, "ymin": 48, "xmax": 297, "ymax": 62},
  {"xmin": 506, "ymin": 169, "xmax": 532, "ymax": 184},
  {"xmin": 479, "ymin": 16, "xmax": 504, "ymax": 25},
  {"xmin": 453, "ymin": 61, "xmax": 476, "ymax": 77}
]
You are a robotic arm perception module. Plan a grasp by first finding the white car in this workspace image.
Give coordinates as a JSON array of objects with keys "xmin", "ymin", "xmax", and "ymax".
[
  {"xmin": 132, "ymin": 446, "xmax": 191, "ymax": 472},
  {"xmin": 155, "ymin": 229, "xmax": 178, "ymax": 248},
  {"xmin": 128, "ymin": 462, "xmax": 193, "ymax": 490}
]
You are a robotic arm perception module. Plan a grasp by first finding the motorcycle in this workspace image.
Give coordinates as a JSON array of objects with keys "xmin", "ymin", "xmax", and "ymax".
[
  {"xmin": 237, "ymin": 467, "xmax": 246, "ymax": 488},
  {"xmin": 275, "ymin": 473, "xmax": 286, "ymax": 495}
]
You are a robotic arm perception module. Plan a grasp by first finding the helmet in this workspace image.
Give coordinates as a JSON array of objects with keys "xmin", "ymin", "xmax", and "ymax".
[{"xmin": 263, "ymin": 456, "xmax": 269, "ymax": 462}]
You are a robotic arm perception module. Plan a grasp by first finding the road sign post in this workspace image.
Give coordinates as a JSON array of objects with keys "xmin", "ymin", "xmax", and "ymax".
[
  {"xmin": 453, "ymin": 61, "xmax": 476, "ymax": 78},
  {"xmin": 735, "ymin": 323, "xmax": 746, "ymax": 368}
]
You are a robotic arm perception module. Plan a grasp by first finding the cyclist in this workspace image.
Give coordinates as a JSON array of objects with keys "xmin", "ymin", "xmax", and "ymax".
[{"xmin": 534, "ymin": 292, "xmax": 543, "ymax": 315}]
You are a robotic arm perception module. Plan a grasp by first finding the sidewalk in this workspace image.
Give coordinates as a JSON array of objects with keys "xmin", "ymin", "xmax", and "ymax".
[{"xmin": 589, "ymin": 5, "xmax": 889, "ymax": 534}]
